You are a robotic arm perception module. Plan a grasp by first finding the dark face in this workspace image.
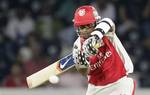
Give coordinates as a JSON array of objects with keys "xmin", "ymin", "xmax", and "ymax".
[{"xmin": 77, "ymin": 23, "xmax": 95, "ymax": 39}]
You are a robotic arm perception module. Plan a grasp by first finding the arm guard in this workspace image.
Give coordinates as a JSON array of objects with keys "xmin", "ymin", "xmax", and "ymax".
[{"xmin": 91, "ymin": 18, "xmax": 115, "ymax": 39}]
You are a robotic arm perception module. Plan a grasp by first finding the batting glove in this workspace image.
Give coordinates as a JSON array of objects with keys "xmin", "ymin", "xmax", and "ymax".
[
  {"xmin": 76, "ymin": 51, "xmax": 89, "ymax": 67},
  {"xmin": 82, "ymin": 35, "xmax": 100, "ymax": 56}
]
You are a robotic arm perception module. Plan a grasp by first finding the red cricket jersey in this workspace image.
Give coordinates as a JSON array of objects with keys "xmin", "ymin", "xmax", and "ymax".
[{"xmin": 87, "ymin": 36, "xmax": 127, "ymax": 86}]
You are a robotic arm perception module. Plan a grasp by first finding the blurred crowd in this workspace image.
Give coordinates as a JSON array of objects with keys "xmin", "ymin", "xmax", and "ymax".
[{"xmin": 0, "ymin": 0, "xmax": 149, "ymax": 88}]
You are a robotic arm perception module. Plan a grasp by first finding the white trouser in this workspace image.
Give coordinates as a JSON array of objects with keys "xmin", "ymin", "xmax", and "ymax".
[{"xmin": 86, "ymin": 76, "xmax": 136, "ymax": 95}]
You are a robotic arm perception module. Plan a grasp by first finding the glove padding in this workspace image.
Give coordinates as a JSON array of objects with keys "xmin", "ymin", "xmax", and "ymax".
[
  {"xmin": 82, "ymin": 35, "xmax": 100, "ymax": 56},
  {"xmin": 75, "ymin": 51, "xmax": 89, "ymax": 67}
]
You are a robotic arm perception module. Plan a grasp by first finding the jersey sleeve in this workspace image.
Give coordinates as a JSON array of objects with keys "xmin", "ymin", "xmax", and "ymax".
[
  {"xmin": 113, "ymin": 34, "xmax": 134, "ymax": 74},
  {"xmin": 106, "ymin": 33, "xmax": 134, "ymax": 74}
]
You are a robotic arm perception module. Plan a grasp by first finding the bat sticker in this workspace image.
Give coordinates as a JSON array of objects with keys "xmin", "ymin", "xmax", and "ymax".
[{"xmin": 59, "ymin": 54, "xmax": 74, "ymax": 70}]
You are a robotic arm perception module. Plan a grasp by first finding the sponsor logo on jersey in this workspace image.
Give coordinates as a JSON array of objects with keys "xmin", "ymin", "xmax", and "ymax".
[{"xmin": 90, "ymin": 51, "xmax": 112, "ymax": 71}]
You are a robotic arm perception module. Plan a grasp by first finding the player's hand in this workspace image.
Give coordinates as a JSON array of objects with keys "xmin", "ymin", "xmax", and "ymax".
[{"xmin": 82, "ymin": 35, "xmax": 100, "ymax": 56}]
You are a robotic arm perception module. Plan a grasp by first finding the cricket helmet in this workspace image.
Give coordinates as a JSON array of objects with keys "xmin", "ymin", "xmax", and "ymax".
[{"xmin": 73, "ymin": 5, "xmax": 101, "ymax": 27}]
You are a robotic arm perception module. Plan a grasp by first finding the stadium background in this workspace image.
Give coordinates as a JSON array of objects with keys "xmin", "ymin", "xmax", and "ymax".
[{"xmin": 0, "ymin": 0, "xmax": 149, "ymax": 95}]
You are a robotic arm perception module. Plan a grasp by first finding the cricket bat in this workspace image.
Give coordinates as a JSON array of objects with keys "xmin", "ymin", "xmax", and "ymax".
[{"xmin": 26, "ymin": 53, "xmax": 75, "ymax": 88}]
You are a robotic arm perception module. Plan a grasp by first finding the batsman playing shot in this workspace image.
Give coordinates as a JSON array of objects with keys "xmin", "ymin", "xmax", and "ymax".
[{"xmin": 72, "ymin": 5, "xmax": 136, "ymax": 95}]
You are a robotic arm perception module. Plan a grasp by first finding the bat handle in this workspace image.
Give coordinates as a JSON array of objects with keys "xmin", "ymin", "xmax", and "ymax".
[{"xmin": 94, "ymin": 43, "xmax": 100, "ymax": 49}]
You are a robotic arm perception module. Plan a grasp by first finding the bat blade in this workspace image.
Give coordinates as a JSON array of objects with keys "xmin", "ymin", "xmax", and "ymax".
[{"xmin": 26, "ymin": 53, "xmax": 75, "ymax": 88}]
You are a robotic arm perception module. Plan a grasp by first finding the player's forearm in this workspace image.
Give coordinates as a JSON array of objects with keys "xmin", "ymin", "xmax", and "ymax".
[
  {"xmin": 75, "ymin": 65, "xmax": 89, "ymax": 76},
  {"xmin": 77, "ymin": 68, "xmax": 88, "ymax": 76},
  {"xmin": 91, "ymin": 18, "xmax": 115, "ymax": 39}
]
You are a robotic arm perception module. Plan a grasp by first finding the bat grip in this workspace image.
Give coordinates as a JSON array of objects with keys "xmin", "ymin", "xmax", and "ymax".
[{"xmin": 94, "ymin": 43, "xmax": 100, "ymax": 49}]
